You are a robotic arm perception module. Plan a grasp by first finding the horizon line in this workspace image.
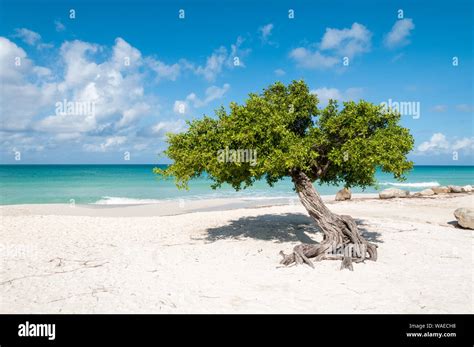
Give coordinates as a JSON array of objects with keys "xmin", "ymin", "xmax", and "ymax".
[{"xmin": 0, "ymin": 163, "xmax": 473, "ymax": 167}]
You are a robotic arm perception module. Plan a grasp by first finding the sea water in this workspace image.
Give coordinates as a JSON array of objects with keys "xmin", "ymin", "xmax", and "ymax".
[{"xmin": 0, "ymin": 165, "xmax": 472, "ymax": 205}]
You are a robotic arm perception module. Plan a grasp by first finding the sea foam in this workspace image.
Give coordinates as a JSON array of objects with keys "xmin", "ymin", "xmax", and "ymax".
[
  {"xmin": 94, "ymin": 196, "xmax": 164, "ymax": 205},
  {"xmin": 379, "ymin": 181, "xmax": 440, "ymax": 188}
]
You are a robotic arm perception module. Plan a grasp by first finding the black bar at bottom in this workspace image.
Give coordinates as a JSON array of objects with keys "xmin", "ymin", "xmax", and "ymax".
[{"xmin": 0, "ymin": 314, "xmax": 472, "ymax": 346}]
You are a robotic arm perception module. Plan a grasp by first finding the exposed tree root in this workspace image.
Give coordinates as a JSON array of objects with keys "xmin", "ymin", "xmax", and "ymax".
[{"xmin": 279, "ymin": 239, "xmax": 377, "ymax": 271}]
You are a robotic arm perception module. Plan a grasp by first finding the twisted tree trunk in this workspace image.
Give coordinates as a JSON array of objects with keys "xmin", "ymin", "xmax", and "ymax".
[{"xmin": 279, "ymin": 170, "xmax": 377, "ymax": 270}]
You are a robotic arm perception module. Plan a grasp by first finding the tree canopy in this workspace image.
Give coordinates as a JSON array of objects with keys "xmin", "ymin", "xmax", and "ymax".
[{"xmin": 155, "ymin": 80, "xmax": 414, "ymax": 191}]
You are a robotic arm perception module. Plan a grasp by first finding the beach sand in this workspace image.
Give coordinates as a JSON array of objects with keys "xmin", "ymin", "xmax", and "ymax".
[{"xmin": 1, "ymin": 194, "xmax": 472, "ymax": 313}]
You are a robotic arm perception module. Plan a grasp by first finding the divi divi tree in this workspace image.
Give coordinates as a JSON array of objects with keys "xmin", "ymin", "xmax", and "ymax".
[{"xmin": 155, "ymin": 81, "xmax": 414, "ymax": 270}]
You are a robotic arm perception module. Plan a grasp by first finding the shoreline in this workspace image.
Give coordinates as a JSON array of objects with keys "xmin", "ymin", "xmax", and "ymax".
[
  {"xmin": 0, "ymin": 193, "xmax": 397, "ymax": 217},
  {"xmin": 1, "ymin": 191, "xmax": 472, "ymax": 218}
]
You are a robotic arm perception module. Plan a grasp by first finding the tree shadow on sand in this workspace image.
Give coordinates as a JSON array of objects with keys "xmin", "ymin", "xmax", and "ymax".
[{"xmin": 205, "ymin": 213, "xmax": 383, "ymax": 244}]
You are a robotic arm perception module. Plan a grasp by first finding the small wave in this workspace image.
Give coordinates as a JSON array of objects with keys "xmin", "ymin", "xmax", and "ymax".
[
  {"xmin": 93, "ymin": 194, "xmax": 295, "ymax": 205},
  {"xmin": 379, "ymin": 181, "xmax": 440, "ymax": 188},
  {"xmin": 93, "ymin": 196, "xmax": 164, "ymax": 205}
]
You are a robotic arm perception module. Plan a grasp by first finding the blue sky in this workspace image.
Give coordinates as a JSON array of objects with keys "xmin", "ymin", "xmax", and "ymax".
[{"xmin": 0, "ymin": 0, "xmax": 472, "ymax": 164}]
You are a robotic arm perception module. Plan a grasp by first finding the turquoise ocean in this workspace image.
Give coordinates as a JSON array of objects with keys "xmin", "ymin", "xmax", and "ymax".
[{"xmin": 0, "ymin": 165, "xmax": 472, "ymax": 205}]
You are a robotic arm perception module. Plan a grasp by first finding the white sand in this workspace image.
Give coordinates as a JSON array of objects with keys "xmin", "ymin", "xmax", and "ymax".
[{"xmin": 1, "ymin": 194, "xmax": 472, "ymax": 313}]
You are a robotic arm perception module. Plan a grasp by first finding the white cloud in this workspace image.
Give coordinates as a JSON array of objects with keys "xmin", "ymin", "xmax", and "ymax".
[
  {"xmin": 173, "ymin": 100, "xmax": 188, "ymax": 115},
  {"xmin": 311, "ymin": 86, "xmax": 364, "ymax": 106},
  {"xmin": 432, "ymin": 105, "xmax": 448, "ymax": 112},
  {"xmin": 0, "ymin": 35, "xmax": 159, "ymax": 143},
  {"xmin": 417, "ymin": 133, "xmax": 450, "ymax": 152},
  {"xmin": 0, "ymin": 37, "xmax": 57, "ymax": 130},
  {"xmin": 37, "ymin": 43, "xmax": 54, "ymax": 50},
  {"xmin": 59, "ymin": 40, "xmax": 101, "ymax": 89},
  {"xmin": 391, "ymin": 52, "xmax": 404, "ymax": 62},
  {"xmin": 320, "ymin": 22, "xmax": 372, "ymax": 57},
  {"xmin": 11, "ymin": 28, "xmax": 53, "ymax": 50},
  {"xmin": 36, "ymin": 113, "xmax": 97, "ymax": 133},
  {"xmin": 456, "ymin": 104, "xmax": 474, "ymax": 113},
  {"xmin": 199, "ymin": 83, "xmax": 230, "ymax": 106},
  {"xmin": 133, "ymin": 143, "xmax": 148, "ymax": 151},
  {"xmin": 33, "ymin": 66, "xmax": 52, "ymax": 77},
  {"xmin": 117, "ymin": 103, "xmax": 151, "ymax": 129},
  {"xmin": 55, "ymin": 20, "xmax": 66, "ymax": 32},
  {"xmin": 230, "ymin": 36, "xmax": 250, "ymax": 66},
  {"xmin": 290, "ymin": 22, "xmax": 371, "ymax": 70},
  {"xmin": 194, "ymin": 37, "xmax": 249, "ymax": 81},
  {"xmin": 111, "ymin": 37, "xmax": 143, "ymax": 70},
  {"xmin": 1, "ymin": 132, "xmax": 46, "ymax": 154},
  {"xmin": 195, "ymin": 47, "xmax": 227, "ymax": 81},
  {"xmin": 146, "ymin": 57, "xmax": 181, "ymax": 81},
  {"xmin": 151, "ymin": 120, "xmax": 187, "ymax": 138},
  {"xmin": 344, "ymin": 87, "xmax": 364, "ymax": 100},
  {"xmin": 260, "ymin": 23, "xmax": 273, "ymax": 41},
  {"xmin": 452, "ymin": 138, "xmax": 474, "ymax": 151},
  {"xmin": 0, "ymin": 36, "xmax": 29, "ymax": 81},
  {"xmin": 13, "ymin": 28, "xmax": 41, "ymax": 46},
  {"xmin": 259, "ymin": 23, "xmax": 277, "ymax": 46},
  {"xmin": 290, "ymin": 48, "xmax": 339, "ymax": 69},
  {"xmin": 173, "ymin": 84, "xmax": 230, "ymax": 114},
  {"xmin": 384, "ymin": 19, "xmax": 415, "ymax": 49},
  {"xmin": 311, "ymin": 87, "xmax": 342, "ymax": 104},
  {"xmin": 55, "ymin": 133, "xmax": 81, "ymax": 141},
  {"xmin": 0, "ymin": 33, "xmax": 246, "ymax": 158},
  {"xmin": 274, "ymin": 68, "xmax": 285, "ymax": 76},
  {"xmin": 429, "ymin": 104, "xmax": 473, "ymax": 113},
  {"xmin": 83, "ymin": 136, "xmax": 127, "ymax": 152},
  {"xmin": 417, "ymin": 133, "xmax": 474, "ymax": 154},
  {"xmin": 50, "ymin": 38, "xmax": 156, "ymax": 134}
]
